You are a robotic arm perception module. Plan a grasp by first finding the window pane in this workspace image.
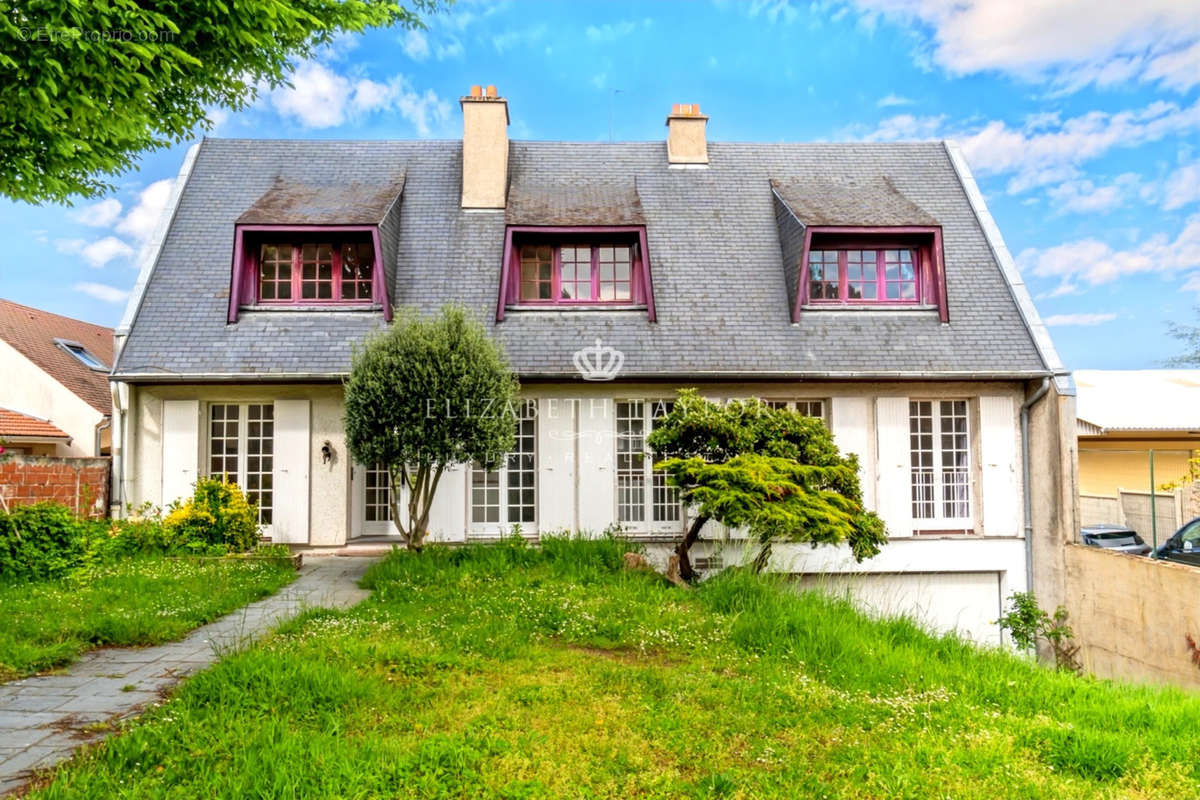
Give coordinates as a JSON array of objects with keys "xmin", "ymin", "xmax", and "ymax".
[
  {"xmin": 909, "ymin": 401, "xmax": 935, "ymax": 519},
  {"xmin": 341, "ymin": 242, "xmax": 374, "ymax": 300},
  {"xmin": 598, "ymin": 246, "xmax": 633, "ymax": 301},
  {"xmin": 300, "ymin": 243, "xmax": 334, "ymax": 301},
  {"xmin": 560, "ymin": 245, "xmax": 592, "ymax": 300},
  {"xmin": 259, "ymin": 244, "xmax": 292, "ymax": 301},
  {"xmin": 846, "ymin": 250, "xmax": 878, "ymax": 301},
  {"xmin": 808, "ymin": 250, "xmax": 838, "ymax": 300},
  {"xmin": 650, "ymin": 401, "xmax": 681, "ymax": 522},
  {"xmin": 365, "ymin": 463, "xmax": 392, "ymax": 522},
  {"xmin": 506, "ymin": 401, "xmax": 537, "ymax": 524},
  {"xmin": 520, "ymin": 246, "xmax": 553, "ymax": 301},
  {"xmin": 208, "ymin": 403, "xmax": 239, "ymax": 481},
  {"xmin": 245, "ymin": 404, "xmax": 273, "ymax": 525},
  {"xmin": 616, "ymin": 401, "xmax": 645, "ymax": 522},
  {"xmin": 884, "ymin": 249, "xmax": 918, "ymax": 301}
]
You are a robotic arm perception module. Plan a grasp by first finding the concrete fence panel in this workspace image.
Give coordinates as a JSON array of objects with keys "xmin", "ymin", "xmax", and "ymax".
[
  {"xmin": 1118, "ymin": 490, "xmax": 1178, "ymax": 545},
  {"xmin": 1064, "ymin": 543, "xmax": 1200, "ymax": 688},
  {"xmin": 1079, "ymin": 494, "xmax": 1121, "ymax": 527}
]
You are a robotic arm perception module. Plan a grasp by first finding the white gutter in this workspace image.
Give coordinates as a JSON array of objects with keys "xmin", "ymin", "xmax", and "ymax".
[{"xmin": 943, "ymin": 141, "xmax": 1073, "ymax": 397}]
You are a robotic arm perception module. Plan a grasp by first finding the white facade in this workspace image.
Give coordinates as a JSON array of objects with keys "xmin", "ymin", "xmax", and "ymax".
[
  {"xmin": 0, "ymin": 337, "xmax": 107, "ymax": 457},
  {"xmin": 120, "ymin": 379, "xmax": 1028, "ymax": 643}
]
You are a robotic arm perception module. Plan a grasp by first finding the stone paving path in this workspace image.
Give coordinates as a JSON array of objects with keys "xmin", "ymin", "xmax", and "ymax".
[{"xmin": 0, "ymin": 555, "xmax": 377, "ymax": 796}]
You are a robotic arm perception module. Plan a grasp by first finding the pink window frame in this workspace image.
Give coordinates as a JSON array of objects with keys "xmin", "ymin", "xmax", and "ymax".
[
  {"xmin": 496, "ymin": 226, "xmax": 656, "ymax": 322},
  {"xmin": 227, "ymin": 225, "xmax": 390, "ymax": 323},
  {"xmin": 793, "ymin": 226, "xmax": 947, "ymax": 323}
]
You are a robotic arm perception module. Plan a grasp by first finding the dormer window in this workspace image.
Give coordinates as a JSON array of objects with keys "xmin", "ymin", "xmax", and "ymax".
[
  {"xmin": 55, "ymin": 339, "xmax": 108, "ymax": 371},
  {"xmin": 796, "ymin": 227, "xmax": 948, "ymax": 322},
  {"xmin": 497, "ymin": 226, "xmax": 656, "ymax": 321},
  {"xmin": 227, "ymin": 225, "xmax": 389, "ymax": 322}
]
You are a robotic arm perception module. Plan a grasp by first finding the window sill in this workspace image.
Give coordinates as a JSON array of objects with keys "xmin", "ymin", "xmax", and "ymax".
[
  {"xmin": 505, "ymin": 304, "xmax": 649, "ymax": 314},
  {"xmin": 238, "ymin": 304, "xmax": 383, "ymax": 313},
  {"xmin": 799, "ymin": 304, "xmax": 940, "ymax": 315}
]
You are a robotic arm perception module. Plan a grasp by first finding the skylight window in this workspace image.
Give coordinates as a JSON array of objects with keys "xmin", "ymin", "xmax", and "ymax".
[{"xmin": 56, "ymin": 340, "xmax": 108, "ymax": 371}]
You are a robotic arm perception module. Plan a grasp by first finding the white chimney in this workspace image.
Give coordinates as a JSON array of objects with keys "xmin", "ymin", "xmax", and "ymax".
[{"xmin": 460, "ymin": 84, "xmax": 509, "ymax": 208}]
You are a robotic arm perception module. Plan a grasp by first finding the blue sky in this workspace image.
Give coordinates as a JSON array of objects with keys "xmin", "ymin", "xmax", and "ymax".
[{"xmin": 2, "ymin": 0, "xmax": 1199, "ymax": 369}]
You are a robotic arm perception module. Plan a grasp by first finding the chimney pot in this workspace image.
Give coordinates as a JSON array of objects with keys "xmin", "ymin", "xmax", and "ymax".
[
  {"xmin": 470, "ymin": 84, "xmax": 482, "ymax": 98},
  {"xmin": 485, "ymin": 84, "xmax": 497, "ymax": 98},
  {"xmin": 665, "ymin": 102, "xmax": 709, "ymax": 165}
]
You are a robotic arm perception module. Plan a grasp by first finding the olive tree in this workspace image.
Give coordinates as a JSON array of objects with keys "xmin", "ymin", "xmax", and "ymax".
[
  {"xmin": 344, "ymin": 306, "xmax": 519, "ymax": 551},
  {"xmin": 648, "ymin": 390, "xmax": 886, "ymax": 580}
]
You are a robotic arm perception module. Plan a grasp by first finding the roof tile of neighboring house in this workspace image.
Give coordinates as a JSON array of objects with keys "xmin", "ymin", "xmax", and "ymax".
[
  {"xmin": 0, "ymin": 408, "xmax": 71, "ymax": 440},
  {"xmin": 0, "ymin": 299, "xmax": 113, "ymax": 413},
  {"xmin": 113, "ymin": 138, "xmax": 1049, "ymax": 381}
]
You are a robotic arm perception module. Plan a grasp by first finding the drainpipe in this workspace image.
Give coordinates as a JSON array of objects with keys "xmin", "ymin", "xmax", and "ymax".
[
  {"xmin": 94, "ymin": 415, "xmax": 111, "ymax": 458},
  {"xmin": 1020, "ymin": 377, "xmax": 1051, "ymax": 594}
]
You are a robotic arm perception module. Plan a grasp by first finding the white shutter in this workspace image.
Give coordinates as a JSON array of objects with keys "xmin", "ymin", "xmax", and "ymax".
[
  {"xmin": 538, "ymin": 397, "xmax": 575, "ymax": 531},
  {"xmin": 161, "ymin": 400, "xmax": 199, "ymax": 507},
  {"xmin": 875, "ymin": 396, "xmax": 912, "ymax": 538},
  {"xmin": 425, "ymin": 464, "xmax": 466, "ymax": 542},
  {"xmin": 979, "ymin": 395, "xmax": 1019, "ymax": 537},
  {"xmin": 577, "ymin": 397, "xmax": 615, "ymax": 534},
  {"xmin": 830, "ymin": 397, "xmax": 873, "ymax": 512},
  {"xmin": 272, "ymin": 399, "xmax": 310, "ymax": 544}
]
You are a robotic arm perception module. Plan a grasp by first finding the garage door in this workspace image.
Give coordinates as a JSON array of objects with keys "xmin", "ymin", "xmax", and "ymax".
[{"xmin": 797, "ymin": 571, "xmax": 1003, "ymax": 645}]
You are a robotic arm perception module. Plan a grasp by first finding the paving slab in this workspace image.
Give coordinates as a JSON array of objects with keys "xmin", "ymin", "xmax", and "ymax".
[{"xmin": 0, "ymin": 555, "xmax": 375, "ymax": 796}]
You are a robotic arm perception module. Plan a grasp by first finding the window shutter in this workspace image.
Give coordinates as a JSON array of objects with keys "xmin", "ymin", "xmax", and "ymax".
[
  {"xmin": 979, "ymin": 396, "xmax": 1019, "ymax": 537},
  {"xmin": 272, "ymin": 399, "xmax": 310, "ymax": 544},
  {"xmin": 161, "ymin": 400, "xmax": 199, "ymax": 507},
  {"xmin": 426, "ymin": 464, "xmax": 466, "ymax": 542},
  {"xmin": 875, "ymin": 396, "xmax": 912, "ymax": 538},
  {"xmin": 578, "ymin": 398, "xmax": 615, "ymax": 533},
  {"xmin": 538, "ymin": 397, "xmax": 574, "ymax": 531},
  {"xmin": 830, "ymin": 397, "xmax": 873, "ymax": 513}
]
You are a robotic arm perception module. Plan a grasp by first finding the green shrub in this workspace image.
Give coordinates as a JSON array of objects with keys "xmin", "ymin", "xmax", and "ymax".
[
  {"xmin": 163, "ymin": 477, "xmax": 260, "ymax": 553},
  {"xmin": 0, "ymin": 504, "xmax": 92, "ymax": 582}
]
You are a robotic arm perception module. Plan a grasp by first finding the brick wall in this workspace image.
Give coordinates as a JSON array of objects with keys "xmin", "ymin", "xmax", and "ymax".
[{"xmin": 0, "ymin": 455, "xmax": 110, "ymax": 517}]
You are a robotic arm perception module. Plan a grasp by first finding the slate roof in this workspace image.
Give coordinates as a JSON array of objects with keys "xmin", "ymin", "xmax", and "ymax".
[
  {"xmin": 770, "ymin": 176, "xmax": 939, "ymax": 227},
  {"xmin": 0, "ymin": 299, "xmax": 113, "ymax": 412},
  {"xmin": 114, "ymin": 138, "xmax": 1051, "ymax": 381},
  {"xmin": 0, "ymin": 408, "xmax": 71, "ymax": 440},
  {"xmin": 236, "ymin": 173, "xmax": 405, "ymax": 225}
]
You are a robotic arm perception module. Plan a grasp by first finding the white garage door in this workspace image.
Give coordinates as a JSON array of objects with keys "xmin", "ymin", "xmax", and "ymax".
[{"xmin": 797, "ymin": 571, "xmax": 1003, "ymax": 645}]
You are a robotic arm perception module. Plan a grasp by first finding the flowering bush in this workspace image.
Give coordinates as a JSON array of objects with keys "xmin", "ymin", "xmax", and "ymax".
[{"xmin": 164, "ymin": 478, "xmax": 260, "ymax": 553}]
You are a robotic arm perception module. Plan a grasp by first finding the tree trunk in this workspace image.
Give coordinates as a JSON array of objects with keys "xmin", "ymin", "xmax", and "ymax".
[
  {"xmin": 674, "ymin": 514, "xmax": 709, "ymax": 583},
  {"xmin": 752, "ymin": 540, "xmax": 772, "ymax": 573}
]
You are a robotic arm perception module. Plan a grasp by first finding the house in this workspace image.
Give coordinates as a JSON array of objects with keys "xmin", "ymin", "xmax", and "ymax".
[
  {"xmin": 109, "ymin": 89, "xmax": 1078, "ymax": 643},
  {"xmin": 1075, "ymin": 369, "xmax": 1200, "ymax": 539},
  {"xmin": 0, "ymin": 299, "xmax": 113, "ymax": 457}
]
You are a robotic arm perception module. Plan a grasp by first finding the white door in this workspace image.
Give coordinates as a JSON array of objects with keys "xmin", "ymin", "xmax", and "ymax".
[
  {"xmin": 161, "ymin": 400, "xmax": 199, "ymax": 507},
  {"xmin": 272, "ymin": 399, "xmax": 310, "ymax": 544}
]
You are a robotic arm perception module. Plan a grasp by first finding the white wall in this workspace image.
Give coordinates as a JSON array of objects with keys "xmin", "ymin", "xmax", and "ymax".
[{"xmin": 0, "ymin": 339, "xmax": 105, "ymax": 456}]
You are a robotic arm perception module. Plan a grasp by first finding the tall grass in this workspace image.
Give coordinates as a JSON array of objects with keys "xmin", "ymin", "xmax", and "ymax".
[{"xmin": 27, "ymin": 537, "xmax": 1200, "ymax": 799}]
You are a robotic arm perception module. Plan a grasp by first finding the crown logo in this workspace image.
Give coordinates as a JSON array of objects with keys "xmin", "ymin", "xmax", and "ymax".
[{"xmin": 572, "ymin": 338, "xmax": 624, "ymax": 381}]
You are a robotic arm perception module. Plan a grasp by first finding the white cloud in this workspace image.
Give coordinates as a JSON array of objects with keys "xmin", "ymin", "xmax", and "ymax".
[
  {"xmin": 585, "ymin": 20, "xmax": 648, "ymax": 43},
  {"xmin": 876, "ymin": 93, "xmax": 913, "ymax": 108},
  {"xmin": 491, "ymin": 24, "xmax": 547, "ymax": 54},
  {"xmin": 74, "ymin": 282, "xmax": 130, "ymax": 304},
  {"xmin": 402, "ymin": 29, "xmax": 429, "ymax": 60},
  {"xmin": 1043, "ymin": 312, "xmax": 1118, "ymax": 327},
  {"xmin": 859, "ymin": 98, "xmax": 1200, "ymax": 195},
  {"xmin": 1046, "ymin": 174, "xmax": 1141, "ymax": 215},
  {"xmin": 846, "ymin": 0, "xmax": 1200, "ymax": 93},
  {"xmin": 1164, "ymin": 162, "xmax": 1200, "ymax": 211},
  {"xmin": 749, "ymin": 0, "xmax": 801, "ymax": 25},
  {"xmin": 1018, "ymin": 213, "xmax": 1200, "ymax": 288},
  {"xmin": 57, "ymin": 236, "xmax": 135, "ymax": 268},
  {"xmin": 70, "ymin": 198, "xmax": 122, "ymax": 227},
  {"xmin": 435, "ymin": 37, "xmax": 464, "ymax": 60},
  {"xmin": 270, "ymin": 62, "xmax": 450, "ymax": 136},
  {"xmin": 116, "ymin": 180, "xmax": 173, "ymax": 244}
]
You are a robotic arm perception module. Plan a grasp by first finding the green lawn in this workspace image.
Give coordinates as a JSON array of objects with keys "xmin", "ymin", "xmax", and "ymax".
[
  {"xmin": 27, "ymin": 538, "xmax": 1200, "ymax": 799},
  {"xmin": 0, "ymin": 557, "xmax": 297, "ymax": 682}
]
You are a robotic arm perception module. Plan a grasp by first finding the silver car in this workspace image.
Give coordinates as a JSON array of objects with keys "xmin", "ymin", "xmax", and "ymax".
[{"xmin": 1081, "ymin": 523, "xmax": 1152, "ymax": 555}]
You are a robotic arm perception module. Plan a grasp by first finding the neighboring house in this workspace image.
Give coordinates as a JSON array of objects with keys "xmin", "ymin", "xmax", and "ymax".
[
  {"xmin": 1075, "ymin": 369, "xmax": 1200, "ymax": 536},
  {"xmin": 0, "ymin": 299, "xmax": 113, "ymax": 457},
  {"xmin": 110, "ymin": 89, "xmax": 1077, "ymax": 643}
]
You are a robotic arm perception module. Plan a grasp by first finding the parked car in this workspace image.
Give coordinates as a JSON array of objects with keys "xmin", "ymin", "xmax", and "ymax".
[
  {"xmin": 1080, "ymin": 523, "xmax": 1152, "ymax": 555},
  {"xmin": 1153, "ymin": 517, "xmax": 1200, "ymax": 566}
]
